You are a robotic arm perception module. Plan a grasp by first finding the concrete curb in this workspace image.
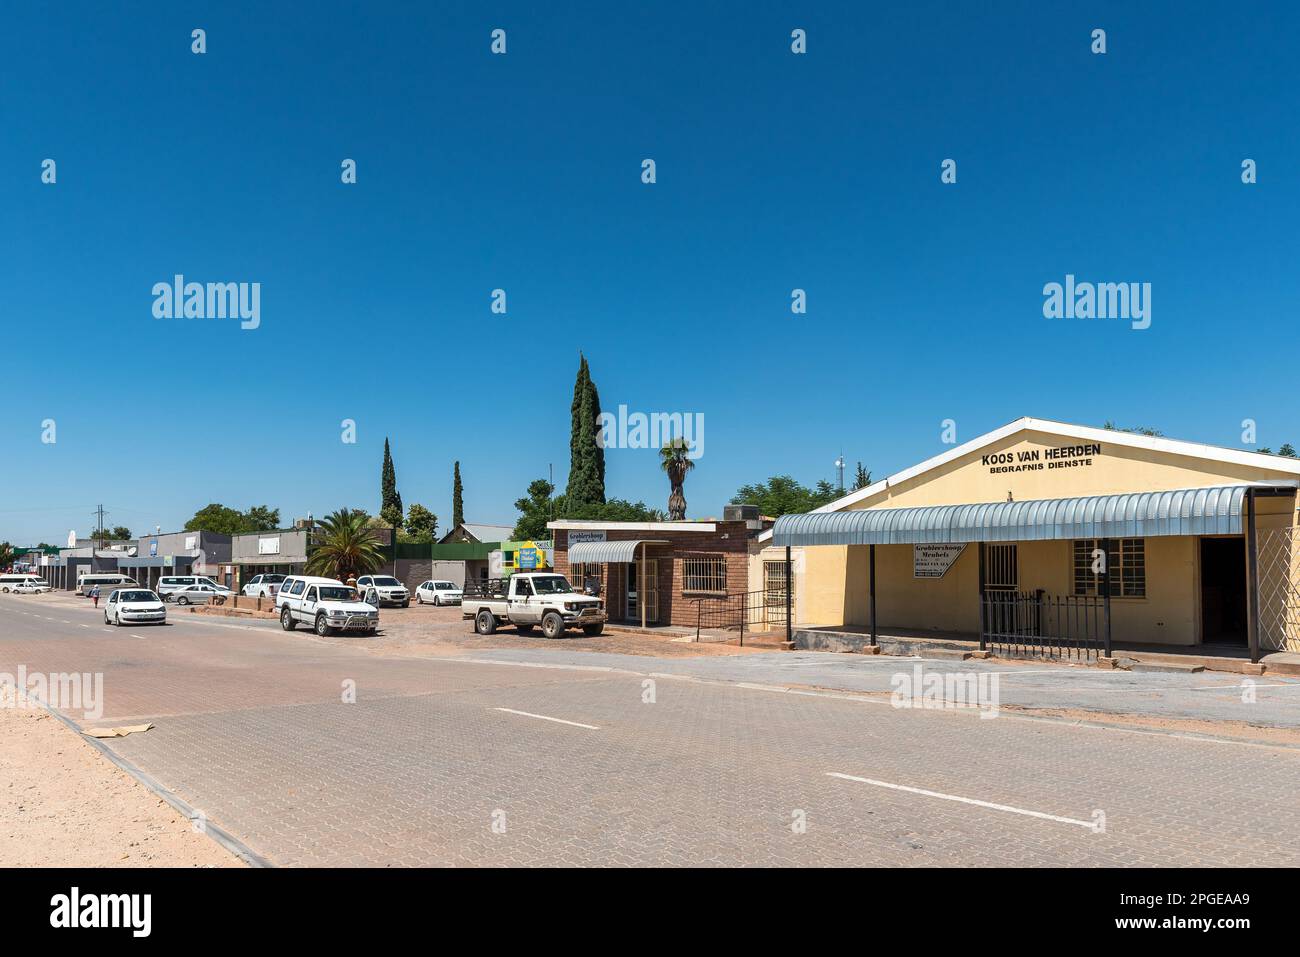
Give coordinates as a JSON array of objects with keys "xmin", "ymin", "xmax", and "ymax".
[{"xmin": 35, "ymin": 698, "xmax": 273, "ymax": 868}]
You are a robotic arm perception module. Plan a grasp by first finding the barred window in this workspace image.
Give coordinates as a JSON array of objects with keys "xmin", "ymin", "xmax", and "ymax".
[
  {"xmin": 764, "ymin": 560, "xmax": 789, "ymax": 605},
  {"xmin": 1073, "ymin": 538, "xmax": 1145, "ymax": 597},
  {"xmin": 683, "ymin": 555, "xmax": 727, "ymax": 594},
  {"xmin": 569, "ymin": 563, "xmax": 599, "ymax": 587},
  {"xmin": 982, "ymin": 544, "xmax": 1018, "ymax": 591}
]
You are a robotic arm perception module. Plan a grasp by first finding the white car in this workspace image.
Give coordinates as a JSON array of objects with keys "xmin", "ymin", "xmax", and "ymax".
[
  {"xmin": 242, "ymin": 574, "xmax": 286, "ymax": 598},
  {"xmin": 416, "ymin": 580, "xmax": 462, "ymax": 606},
  {"xmin": 157, "ymin": 575, "xmax": 223, "ymax": 599},
  {"xmin": 170, "ymin": 582, "xmax": 235, "ymax": 605},
  {"xmin": 104, "ymin": 589, "xmax": 168, "ymax": 626},
  {"xmin": 12, "ymin": 581, "xmax": 50, "ymax": 594},
  {"xmin": 355, "ymin": 575, "xmax": 410, "ymax": 608},
  {"xmin": 278, "ymin": 577, "xmax": 379, "ymax": 636}
]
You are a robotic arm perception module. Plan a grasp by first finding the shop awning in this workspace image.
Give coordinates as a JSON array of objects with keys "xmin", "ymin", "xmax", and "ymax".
[
  {"xmin": 772, "ymin": 484, "xmax": 1293, "ymax": 547},
  {"xmin": 568, "ymin": 540, "xmax": 669, "ymax": 563}
]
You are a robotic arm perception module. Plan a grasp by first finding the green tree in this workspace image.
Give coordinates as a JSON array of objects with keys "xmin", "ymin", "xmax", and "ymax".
[
  {"xmin": 0, "ymin": 542, "xmax": 13, "ymax": 572},
  {"xmin": 92, "ymin": 525, "xmax": 132, "ymax": 541},
  {"xmin": 730, "ymin": 475, "xmax": 840, "ymax": 516},
  {"xmin": 853, "ymin": 462, "xmax": 871, "ymax": 490},
  {"xmin": 565, "ymin": 355, "xmax": 606, "ymax": 508},
  {"xmin": 1103, "ymin": 421, "xmax": 1163, "ymax": 437},
  {"xmin": 242, "ymin": 505, "xmax": 280, "ymax": 531},
  {"xmin": 185, "ymin": 504, "xmax": 249, "ymax": 535},
  {"xmin": 380, "ymin": 437, "xmax": 404, "ymax": 528},
  {"xmin": 404, "ymin": 503, "xmax": 438, "ymax": 542},
  {"xmin": 184, "ymin": 504, "xmax": 279, "ymax": 535},
  {"xmin": 1279, "ymin": 444, "xmax": 1297, "ymax": 458},
  {"xmin": 452, "ymin": 461, "xmax": 464, "ymax": 528},
  {"xmin": 660, "ymin": 437, "xmax": 696, "ymax": 521},
  {"xmin": 513, "ymin": 478, "xmax": 557, "ymax": 540},
  {"xmin": 305, "ymin": 508, "xmax": 388, "ymax": 582}
]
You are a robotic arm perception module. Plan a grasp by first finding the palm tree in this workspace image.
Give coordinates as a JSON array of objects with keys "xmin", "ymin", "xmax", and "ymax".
[
  {"xmin": 659, "ymin": 438, "xmax": 695, "ymax": 521},
  {"xmin": 304, "ymin": 509, "xmax": 388, "ymax": 582}
]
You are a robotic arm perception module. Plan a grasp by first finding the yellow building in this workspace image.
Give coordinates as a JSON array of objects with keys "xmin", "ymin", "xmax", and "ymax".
[{"xmin": 755, "ymin": 418, "xmax": 1300, "ymax": 662}]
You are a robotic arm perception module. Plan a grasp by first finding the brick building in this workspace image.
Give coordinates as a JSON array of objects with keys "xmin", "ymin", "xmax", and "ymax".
[{"xmin": 549, "ymin": 507, "xmax": 771, "ymax": 629}]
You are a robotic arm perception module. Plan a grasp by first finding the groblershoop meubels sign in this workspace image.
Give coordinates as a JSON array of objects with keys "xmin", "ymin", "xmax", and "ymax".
[{"xmin": 982, "ymin": 443, "xmax": 1102, "ymax": 475}]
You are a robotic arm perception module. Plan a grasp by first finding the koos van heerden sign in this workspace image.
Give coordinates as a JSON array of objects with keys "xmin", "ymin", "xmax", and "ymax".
[{"xmin": 982, "ymin": 443, "xmax": 1102, "ymax": 475}]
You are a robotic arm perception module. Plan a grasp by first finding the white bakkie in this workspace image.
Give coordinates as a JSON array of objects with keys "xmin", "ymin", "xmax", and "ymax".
[
  {"xmin": 278, "ymin": 576, "xmax": 379, "ymax": 636},
  {"xmin": 462, "ymin": 573, "xmax": 605, "ymax": 639}
]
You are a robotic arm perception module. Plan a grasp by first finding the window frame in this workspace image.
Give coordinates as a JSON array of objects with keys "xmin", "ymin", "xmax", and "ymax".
[
  {"xmin": 681, "ymin": 554, "xmax": 728, "ymax": 596},
  {"xmin": 1072, "ymin": 538, "xmax": 1146, "ymax": 598}
]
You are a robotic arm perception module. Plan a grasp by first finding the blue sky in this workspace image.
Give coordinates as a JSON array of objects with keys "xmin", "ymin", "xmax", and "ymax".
[{"xmin": 2, "ymin": 2, "xmax": 1298, "ymax": 543}]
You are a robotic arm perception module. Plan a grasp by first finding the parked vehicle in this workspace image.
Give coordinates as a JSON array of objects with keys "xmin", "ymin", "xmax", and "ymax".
[
  {"xmin": 77, "ymin": 574, "xmax": 138, "ymax": 596},
  {"xmin": 0, "ymin": 574, "xmax": 49, "ymax": 593},
  {"xmin": 416, "ymin": 580, "xmax": 462, "ymax": 606},
  {"xmin": 242, "ymin": 573, "xmax": 286, "ymax": 598},
  {"xmin": 462, "ymin": 573, "xmax": 605, "ymax": 638},
  {"xmin": 12, "ymin": 581, "xmax": 50, "ymax": 594},
  {"xmin": 104, "ymin": 589, "xmax": 167, "ymax": 626},
  {"xmin": 170, "ymin": 582, "xmax": 235, "ymax": 606},
  {"xmin": 355, "ymin": 575, "xmax": 410, "ymax": 608},
  {"xmin": 278, "ymin": 576, "xmax": 379, "ymax": 636},
  {"xmin": 157, "ymin": 575, "xmax": 223, "ymax": 600}
]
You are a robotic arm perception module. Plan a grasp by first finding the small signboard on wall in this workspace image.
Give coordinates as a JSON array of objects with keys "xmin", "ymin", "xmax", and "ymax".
[
  {"xmin": 914, "ymin": 543, "xmax": 966, "ymax": 579},
  {"xmin": 258, "ymin": 536, "xmax": 281, "ymax": 556},
  {"xmin": 567, "ymin": 530, "xmax": 606, "ymax": 545}
]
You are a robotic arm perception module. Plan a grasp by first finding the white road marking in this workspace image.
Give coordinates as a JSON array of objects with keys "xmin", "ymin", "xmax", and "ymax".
[
  {"xmin": 130, "ymin": 634, "xmax": 149, "ymax": 640},
  {"xmin": 827, "ymin": 772, "xmax": 1098, "ymax": 829},
  {"xmin": 492, "ymin": 707, "xmax": 599, "ymax": 730}
]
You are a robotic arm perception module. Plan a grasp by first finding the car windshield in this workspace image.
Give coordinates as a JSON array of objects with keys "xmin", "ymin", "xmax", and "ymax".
[
  {"xmin": 120, "ymin": 591, "xmax": 158, "ymax": 603},
  {"xmin": 529, "ymin": 576, "xmax": 573, "ymax": 595},
  {"xmin": 437, "ymin": 583, "xmax": 456, "ymax": 590},
  {"xmin": 374, "ymin": 577, "xmax": 401, "ymax": 587},
  {"xmin": 318, "ymin": 586, "xmax": 356, "ymax": 601}
]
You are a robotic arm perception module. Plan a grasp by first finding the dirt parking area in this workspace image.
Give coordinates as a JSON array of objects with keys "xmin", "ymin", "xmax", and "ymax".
[
  {"xmin": 329, "ymin": 601, "xmax": 780, "ymax": 659},
  {"xmin": 0, "ymin": 695, "xmax": 241, "ymax": 868}
]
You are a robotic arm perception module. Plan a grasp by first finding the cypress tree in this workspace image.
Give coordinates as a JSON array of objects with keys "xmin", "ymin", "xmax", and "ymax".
[
  {"xmin": 565, "ymin": 355, "xmax": 606, "ymax": 507},
  {"xmin": 380, "ymin": 437, "xmax": 403, "ymax": 527},
  {"xmin": 452, "ymin": 461, "xmax": 464, "ymax": 529}
]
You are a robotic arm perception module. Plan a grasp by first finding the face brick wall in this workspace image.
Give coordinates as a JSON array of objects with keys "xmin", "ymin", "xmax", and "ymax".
[{"xmin": 553, "ymin": 524, "xmax": 753, "ymax": 628}]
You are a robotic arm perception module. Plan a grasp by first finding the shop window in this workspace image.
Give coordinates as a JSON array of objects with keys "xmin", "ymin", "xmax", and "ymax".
[
  {"xmin": 1073, "ymin": 538, "xmax": 1145, "ymax": 597},
  {"xmin": 683, "ymin": 555, "xmax": 727, "ymax": 594}
]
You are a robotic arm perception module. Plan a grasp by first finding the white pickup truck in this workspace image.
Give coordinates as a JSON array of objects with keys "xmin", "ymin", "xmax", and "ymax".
[
  {"xmin": 462, "ymin": 573, "xmax": 606, "ymax": 638},
  {"xmin": 277, "ymin": 576, "xmax": 379, "ymax": 636}
]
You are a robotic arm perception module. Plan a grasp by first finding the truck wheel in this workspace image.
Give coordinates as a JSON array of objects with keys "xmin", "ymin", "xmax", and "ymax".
[
  {"xmin": 475, "ymin": 610, "xmax": 497, "ymax": 635},
  {"xmin": 315, "ymin": 614, "xmax": 333, "ymax": 637},
  {"xmin": 280, "ymin": 607, "xmax": 296, "ymax": 631},
  {"xmin": 541, "ymin": 612, "xmax": 565, "ymax": 639},
  {"xmin": 516, "ymin": 624, "xmax": 535, "ymax": 636},
  {"xmin": 582, "ymin": 623, "xmax": 604, "ymax": 637}
]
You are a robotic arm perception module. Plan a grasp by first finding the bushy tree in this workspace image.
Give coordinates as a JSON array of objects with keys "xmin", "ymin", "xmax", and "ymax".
[
  {"xmin": 730, "ymin": 476, "xmax": 840, "ymax": 516},
  {"xmin": 404, "ymin": 503, "xmax": 438, "ymax": 542}
]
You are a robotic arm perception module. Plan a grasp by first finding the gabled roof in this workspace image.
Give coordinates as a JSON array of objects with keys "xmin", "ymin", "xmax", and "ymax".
[
  {"xmin": 439, "ymin": 522, "xmax": 515, "ymax": 545},
  {"xmin": 759, "ymin": 417, "xmax": 1300, "ymax": 542}
]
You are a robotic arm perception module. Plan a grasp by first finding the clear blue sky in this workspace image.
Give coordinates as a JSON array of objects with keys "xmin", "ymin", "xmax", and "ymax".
[{"xmin": 3, "ymin": 2, "xmax": 1297, "ymax": 544}]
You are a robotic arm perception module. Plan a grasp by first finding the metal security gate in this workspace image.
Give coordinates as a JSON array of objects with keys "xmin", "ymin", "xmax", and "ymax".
[
  {"xmin": 980, "ymin": 590, "xmax": 1106, "ymax": 662},
  {"xmin": 1257, "ymin": 525, "xmax": 1300, "ymax": 652}
]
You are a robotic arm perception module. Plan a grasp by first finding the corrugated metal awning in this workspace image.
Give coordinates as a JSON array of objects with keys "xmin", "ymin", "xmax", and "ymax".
[
  {"xmin": 772, "ymin": 485, "xmax": 1279, "ymax": 547},
  {"xmin": 568, "ymin": 540, "xmax": 669, "ymax": 563}
]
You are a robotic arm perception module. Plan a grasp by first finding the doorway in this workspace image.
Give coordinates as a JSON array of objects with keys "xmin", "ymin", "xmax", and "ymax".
[{"xmin": 1200, "ymin": 538, "xmax": 1247, "ymax": 645}]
